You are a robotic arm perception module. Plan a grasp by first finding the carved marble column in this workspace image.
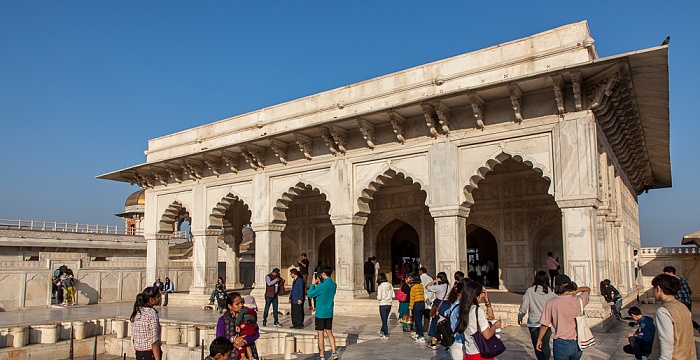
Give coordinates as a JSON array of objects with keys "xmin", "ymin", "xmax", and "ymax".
[
  {"xmin": 250, "ymin": 223, "xmax": 283, "ymax": 298},
  {"xmin": 189, "ymin": 229, "xmax": 220, "ymax": 295},
  {"xmin": 145, "ymin": 233, "xmax": 170, "ymax": 284},
  {"xmin": 330, "ymin": 215, "xmax": 367, "ymax": 299},
  {"xmin": 430, "ymin": 206, "xmax": 469, "ymax": 277},
  {"xmin": 223, "ymin": 227, "xmax": 243, "ymax": 289},
  {"xmin": 558, "ymin": 203, "xmax": 598, "ymax": 289}
]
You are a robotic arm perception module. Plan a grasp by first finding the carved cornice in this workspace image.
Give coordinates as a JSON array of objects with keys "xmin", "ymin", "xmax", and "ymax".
[
  {"xmin": 550, "ymin": 75, "xmax": 565, "ymax": 114},
  {"xmin": 508, "ymin": 84, "xmax": 523, "ymax": 122},
  {"xmin": 320, "ymin": 126, "xmax": 338, "ymax": 155},
  {"xmin": 329, "ymin": 126, "xmax": 348, "ymax": 154},
  {"xmin": 468, "ymin": 93, "xmax": 485, "ymax": 129},
  {"xmin": 357, "ymin": 118, "xmax": 376, "ymax": 149},
  {"xmin": 268, "ymin": 139, "xmax": 289, "ymax": 165},
  {"xmin": 388, "ymin": 111, "xmax": 406, "ymax": 144},
  {"xmin": 434, "ymin": 102, "xmax": 451, "ymax": 134},
  {"xmin": 586, "ymin": 65, "xmax": 653, "ymax": 193},
  {"xmin": 153, "ymin": 170, "xmax": 170, "ymax": 186},
  {"xmin": 166, "ymin": 167, "xmax": 183, "ymax": 183},
  {"xmin": 250, "ymin": 223, "xmax": 286, "ymax": 232},
  {"xmin": 421, "ymin": 103, "xmax": 439, "ymax": 137},
  {"xmin": 294, "ymin": 132, "xmax": 313, "ymax": 160}
]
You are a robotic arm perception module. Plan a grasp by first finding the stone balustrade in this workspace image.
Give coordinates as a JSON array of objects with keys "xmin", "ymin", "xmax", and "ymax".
[{"xmin": 639, "ymin": 246, "xmax": 700, "ymax": 301}]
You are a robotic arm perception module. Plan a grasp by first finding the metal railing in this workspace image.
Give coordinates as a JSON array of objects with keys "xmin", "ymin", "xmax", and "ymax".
[{"xmin": 0, "ymin": 218, "xmax": 142, "ymax": 236}]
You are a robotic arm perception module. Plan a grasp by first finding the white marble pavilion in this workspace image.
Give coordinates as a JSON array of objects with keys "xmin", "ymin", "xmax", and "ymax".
[{"xmin": 99, "ymin": 21, "xmax": 671, "ymax": 300}]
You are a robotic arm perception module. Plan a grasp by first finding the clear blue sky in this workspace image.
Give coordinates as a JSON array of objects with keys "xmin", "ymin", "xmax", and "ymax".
[{"xmin": 1, "ymin": 2, "xmax": 697, "ymax": 247}]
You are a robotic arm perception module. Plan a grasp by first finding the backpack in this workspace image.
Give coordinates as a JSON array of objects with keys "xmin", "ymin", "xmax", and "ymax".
[{"xmin": 435, "ymin": 302, "xmax": 458, "ymax": 347}]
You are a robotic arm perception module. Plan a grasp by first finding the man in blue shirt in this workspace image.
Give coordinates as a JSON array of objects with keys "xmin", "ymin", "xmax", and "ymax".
[
  {"xmin": 622, "ymin": 306, "xmax": 655, "ymax": 360},
  {"xmin": 307, "ymin": 266, "xmax": 338, "ymax": 360},
  {"xmin": 288, "ymin": 268, "xmax": 305, "ymax": 329}
]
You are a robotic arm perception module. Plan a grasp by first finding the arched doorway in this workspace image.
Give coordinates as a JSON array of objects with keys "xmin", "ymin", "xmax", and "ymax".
[
  {"xmin": 466, "ymin": 225, "xmax": 498, "ymax": 289},
  {"xmin": 376, "ymin": 219, "xmax": 420, "ymax": 284},
  {"xmin": 281, "ymin": 235, "xmax": 300, "ymax": 271},
  {"xmin": 318, "ymin": 234, "xmax": 335, "ymax": 280},
  {"xmin": 532, "ymin": 218, "xmax": 563, "ymax": 274}
]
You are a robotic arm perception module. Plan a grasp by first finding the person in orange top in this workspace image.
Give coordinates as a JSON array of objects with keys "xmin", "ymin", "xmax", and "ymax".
[{"xmin": 408, "ymin": 273, "xmax": 426, "ymax": 343}]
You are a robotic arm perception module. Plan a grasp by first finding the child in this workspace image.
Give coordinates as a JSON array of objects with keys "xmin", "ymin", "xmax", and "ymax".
[
  {"xmin": 205, "ymin": 336, "xmax": 233, "ymax": 360},
  {"xmin": 234, "ymin": 306, "xmax": 258, "ymax": 360},
  {"xmin": 214, "ymin": 285, "xmax": 228, "ymax": 313},
  {"xmin": 61, "ymin": 271, "xmax": 76, "ymax": 306},
  {"xmin": 243, "ymin": 295, "xmax": 258, "ymax": 311}
]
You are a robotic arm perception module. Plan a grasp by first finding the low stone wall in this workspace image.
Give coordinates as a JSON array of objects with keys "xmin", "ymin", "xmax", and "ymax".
[{"xmin": 639, "ymin": 246, "xmax": 700, "ymax": 301}]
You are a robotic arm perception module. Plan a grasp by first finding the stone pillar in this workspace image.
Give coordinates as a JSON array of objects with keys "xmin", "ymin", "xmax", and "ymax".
[
  {"xmin": 189, "ymin": 230, "xmax": 220, "ymax": 295},
  {"xmin": 559, "ymin": 204, "xmax": 597, "ymax": 289},
  {"xmin": 430, "ymin": 206, "xmax": 469, "ymax": 276},
  {"xmin": 223, "ymin": 225, "xmax": 244, "ymax": 289},
  {"xmin": 146, "ymin": 233, "xmax": 170, "ymax": 283},
  {"xmin": 330, "ymin": 215, "xmax": 367, "ymax": 299},
  {"xmin": 250, "ymin": 223, "xmax": 284, "ymax": 298}
]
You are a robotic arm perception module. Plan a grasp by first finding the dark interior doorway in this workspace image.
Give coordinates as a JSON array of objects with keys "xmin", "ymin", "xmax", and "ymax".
[{"xmin": 467, "ymin": 224, "xmax": 499, "ymax": 289}]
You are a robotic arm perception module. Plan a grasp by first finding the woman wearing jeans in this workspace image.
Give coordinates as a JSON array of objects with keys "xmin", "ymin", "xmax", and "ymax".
[
  {"xmin": 600, "ymin": 279, "xmax": 622, "ymax": 320},
  {"xmin": 376, "ymin": 273, "xmax": 394, "ymax": 339},
  {"xmin": 519, "ymin": 271, "xmax": 557, "ymax": 360},
  {"xmin": 537, "ymin": 274, "xmax": 591, "ymax": 360},
  {"xmin": 408, "ymin": 273, "xmax": 426, "ymax": 343}
]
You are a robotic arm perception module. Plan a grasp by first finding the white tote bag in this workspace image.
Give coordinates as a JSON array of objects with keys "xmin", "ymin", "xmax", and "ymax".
[{"xmin": 575, "ymin": 297, "xmax": 595, "ymax": 350}]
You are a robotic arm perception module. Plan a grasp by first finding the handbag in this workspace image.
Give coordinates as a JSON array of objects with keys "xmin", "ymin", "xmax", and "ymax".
[
  {"xmin": 395, "ymin": 287, "xmax": 407, "ymax": 302},
  {"xmin": 575, "ymin": 297, "xmax": 595, "ymax": 350},
  {"xmin": 471, "ymin": 307, "xmax": 506, "ymax": 358},
  {"xmin": 430, "ymin": 287, "xmax": 447, "ymax": 317}
]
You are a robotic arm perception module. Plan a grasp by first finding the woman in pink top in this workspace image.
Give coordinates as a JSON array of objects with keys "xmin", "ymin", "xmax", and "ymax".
[{"xmin": 536, "ymin": 274, "xmax": 591, "ymax": 360}]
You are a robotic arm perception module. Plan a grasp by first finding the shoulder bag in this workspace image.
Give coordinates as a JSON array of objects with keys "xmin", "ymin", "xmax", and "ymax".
[
  {"xmin": 575, "ymin": 297, "xmax": 595, "ymax": 350},
  {"xmin": 395, "ymin": 286, "xmax": 407, "ymax": 302},
  {"xmin": 430, "ymin": 285, "xmax": 447, "ymax": 317},
  {"xmin": 472, "ymin": 307, "xmax": 506, "ymax": 358}
]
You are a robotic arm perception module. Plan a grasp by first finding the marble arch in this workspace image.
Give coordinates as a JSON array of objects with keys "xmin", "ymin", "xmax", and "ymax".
[
  {"xmin": 209, "ymin": 192, "xmax": 250, "ymax": 229},
  {"xmin": 273, "ymin": 182, "xmax": 330, "ymax": 224},
  {"xmin": 357, "ymin": 167, "xmax": 429, "ymax": 217},
  {"xmin": 158, "ymin": 201, "xmax": 189, "ymax": 234},
  {"xmin": 463, "ymin": 150, "xmax": 553, "ymax": 207}
]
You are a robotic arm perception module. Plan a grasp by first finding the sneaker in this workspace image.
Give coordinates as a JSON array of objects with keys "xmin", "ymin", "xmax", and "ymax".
[
  {"xmin": 331, "ymin": 352, "xmax": 338, "ymax": 360},
  {"xmin": 273, "ymin": 322, "xmax": 282, "ymax": 327},
  {"xmin": 379, "ymin": 334, "xmax": 388, "ymax": 340},
  {"xmin": 415, "ymin": 337, "xmax": 426, "ymax": 343},
  {"xmin": 411, "ymin": 333, "xmax": 419, "ymax": 340},
  {"xmin": 262, "ymin": 321, "xmax": 267, "ymax": 327},
  {"xmin": 427, "ymin": 343, "xmax": 437, "ymax": 350}
]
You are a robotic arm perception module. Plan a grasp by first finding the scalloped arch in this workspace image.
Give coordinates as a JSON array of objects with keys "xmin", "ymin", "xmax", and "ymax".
[
  {"xmin": 209, "ymin": 191, "xmax": 251, "ymax": 229},
  {"xmin": 158, "ymin": 201, "xmax": 190, "ymax": 234},
  {"xmin": 467, "ymin": 220, "xmax": 500, "ymax": 241},
  {"xmin": 356, "ymin": 165, "xmax": 429, "ymax": 217},
  {"xmin": 463, "ymin": 150, "xmax": 552, "ymax": 207},
  {"xmin": 272, "ymin": 181, "xmax": 331, "ymax": 224}
]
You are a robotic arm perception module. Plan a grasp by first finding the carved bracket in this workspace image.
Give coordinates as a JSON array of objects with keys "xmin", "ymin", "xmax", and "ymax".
[
  {"xmin": 508, "ymin": 84, "xmax": 523, "ymax": 122},
  {"xmin": 357, "ymin": 118, "xmax": 376, "ymax": 149},
  {"xmin": 134, "ymin": 172, "xmax": 155, "ymax": 188},
  {"xmin": 434, "ymin": 102, "xmax": 451, "ymax": 134},
  {"xmin": 469, "ymin": 93, "xmax": 485, "ymax": 129},
  {"xmin": 421, "ymin": 103, "xmax": 439, "ymax": 137},
  {"xmin": 221, "ymin": 152, "xmax": 240, "ymax": 173},
  {"xmin": 550, "ymin": 75, "xmax": 565, "ymax": 114},
  {"xmin": 183, "ymin": 159, "xmax": 204, "ymax": 179},
  {"xmin": 388, "ymin": 111, "xmax": 406, "ymax": 144},
  {"xmin": 589, "ymin": 72, "xmax": 619, "ymax": 110},
  {"xmin": 166, "ymin": 167, "xmax": 183, "ymax": 183},
  {"xmin": 294, "ymin": 132, "xmax": 313, "ymax": 160},
  {"xmin": 240, "ymin": 145, "xmax": 265, "ymax": 169},
  {"xmin": 569, "ymin": 71, "xmax": 583, "ymax": 111},
  {"xmin": 203, "ymin": 158, "xmax": 221, "ymax": 177},
  {"xmin": 329, "ymin": 126, "xmax": 348, "ymax": 154},
  {"xmin": 153, "ymin": 169, "xmax": 170, "ymax": 186},
  {"xmin": 320, "ymin": 127, "xmax": 338, "ymax": 155},
  {"xmin": 268, "ymin": 139, "xmax": 289, "ymax": 165}
]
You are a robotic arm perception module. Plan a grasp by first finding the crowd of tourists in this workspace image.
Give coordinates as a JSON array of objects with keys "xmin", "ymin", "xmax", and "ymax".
[{"xmin": 127, "ymin": 251, "xmax": 698, "ymax": 360}]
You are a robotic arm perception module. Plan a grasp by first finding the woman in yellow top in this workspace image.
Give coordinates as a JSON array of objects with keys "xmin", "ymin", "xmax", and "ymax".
[{"xmin": 408, "ymin": 273, "xmax": 426, "ymax": 343}]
